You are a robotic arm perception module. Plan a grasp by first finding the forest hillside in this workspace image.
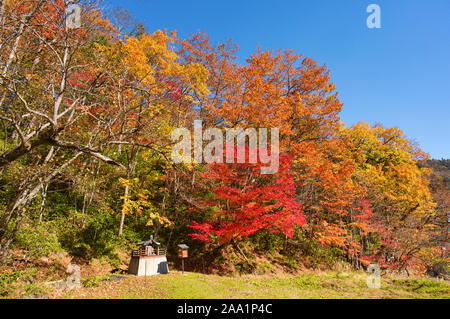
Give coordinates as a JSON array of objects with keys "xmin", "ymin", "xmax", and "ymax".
[{"xmin": 0, "ymin": 0, "xmax": 448, "ymax": 298}]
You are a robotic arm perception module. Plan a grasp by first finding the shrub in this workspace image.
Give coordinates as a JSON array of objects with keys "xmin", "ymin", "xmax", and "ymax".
[{"xmin": 13, "ymin": 222, "xmax": 62, "ymax": 258}]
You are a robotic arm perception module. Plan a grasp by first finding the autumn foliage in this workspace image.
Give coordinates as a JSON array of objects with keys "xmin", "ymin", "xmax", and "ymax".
[
  {"xmin": 0, "ymin": 1, "xmax": 446, "ymax": 276},
  {"xmin": 188, "ymin": 148, "xmax": 306, "ymax": 244}
]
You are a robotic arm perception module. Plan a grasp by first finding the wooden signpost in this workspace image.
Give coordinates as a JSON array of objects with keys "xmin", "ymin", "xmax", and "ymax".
[{"xmin": 177, "ymin": 244, "xmax": 189, "ymax": 275}]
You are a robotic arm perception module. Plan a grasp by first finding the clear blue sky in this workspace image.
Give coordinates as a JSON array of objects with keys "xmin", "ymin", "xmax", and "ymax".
[{"xmin": 105, "ymin": 0, "xmax": 450, "ymax": 159}]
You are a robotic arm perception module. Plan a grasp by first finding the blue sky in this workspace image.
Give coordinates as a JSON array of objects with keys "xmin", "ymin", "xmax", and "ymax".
[{"xmin": 105, "ymin": 0, "xmax": 449, "ymax": 159}]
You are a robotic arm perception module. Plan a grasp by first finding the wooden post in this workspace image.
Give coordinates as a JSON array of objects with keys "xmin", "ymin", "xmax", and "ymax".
[{"xmin": 182, "ymin": 258, "xmax": 185, "ymax": 275}]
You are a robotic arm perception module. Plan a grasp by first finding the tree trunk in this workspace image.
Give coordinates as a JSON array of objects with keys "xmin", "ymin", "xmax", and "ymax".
[
  {"xmin": 38, "ymin": 183, "xmax": 48, "ymax": 225},
  {"xmin": 118, "ymin": 148, "xmax": 138, "ymax": 237},
  {"xmin": 118, "ymin": 176, "xmax": 129, "ymax": 237}
]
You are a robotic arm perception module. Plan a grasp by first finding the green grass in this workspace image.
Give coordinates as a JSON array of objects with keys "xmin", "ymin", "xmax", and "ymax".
[{"xmin": 55, "ymin": 271, "xmax": 449, "ymax": 299}]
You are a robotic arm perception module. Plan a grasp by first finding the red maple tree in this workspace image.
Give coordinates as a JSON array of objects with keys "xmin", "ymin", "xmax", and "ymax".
[{"xmin": 188, "ymin": 147, "xmax": 306, "ymax": 244}]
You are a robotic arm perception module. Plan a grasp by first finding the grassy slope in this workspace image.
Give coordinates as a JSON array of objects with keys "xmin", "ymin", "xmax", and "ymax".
[{"xmin": 53, "ymin": 271, "xmax": 449, "ymax": 299}]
